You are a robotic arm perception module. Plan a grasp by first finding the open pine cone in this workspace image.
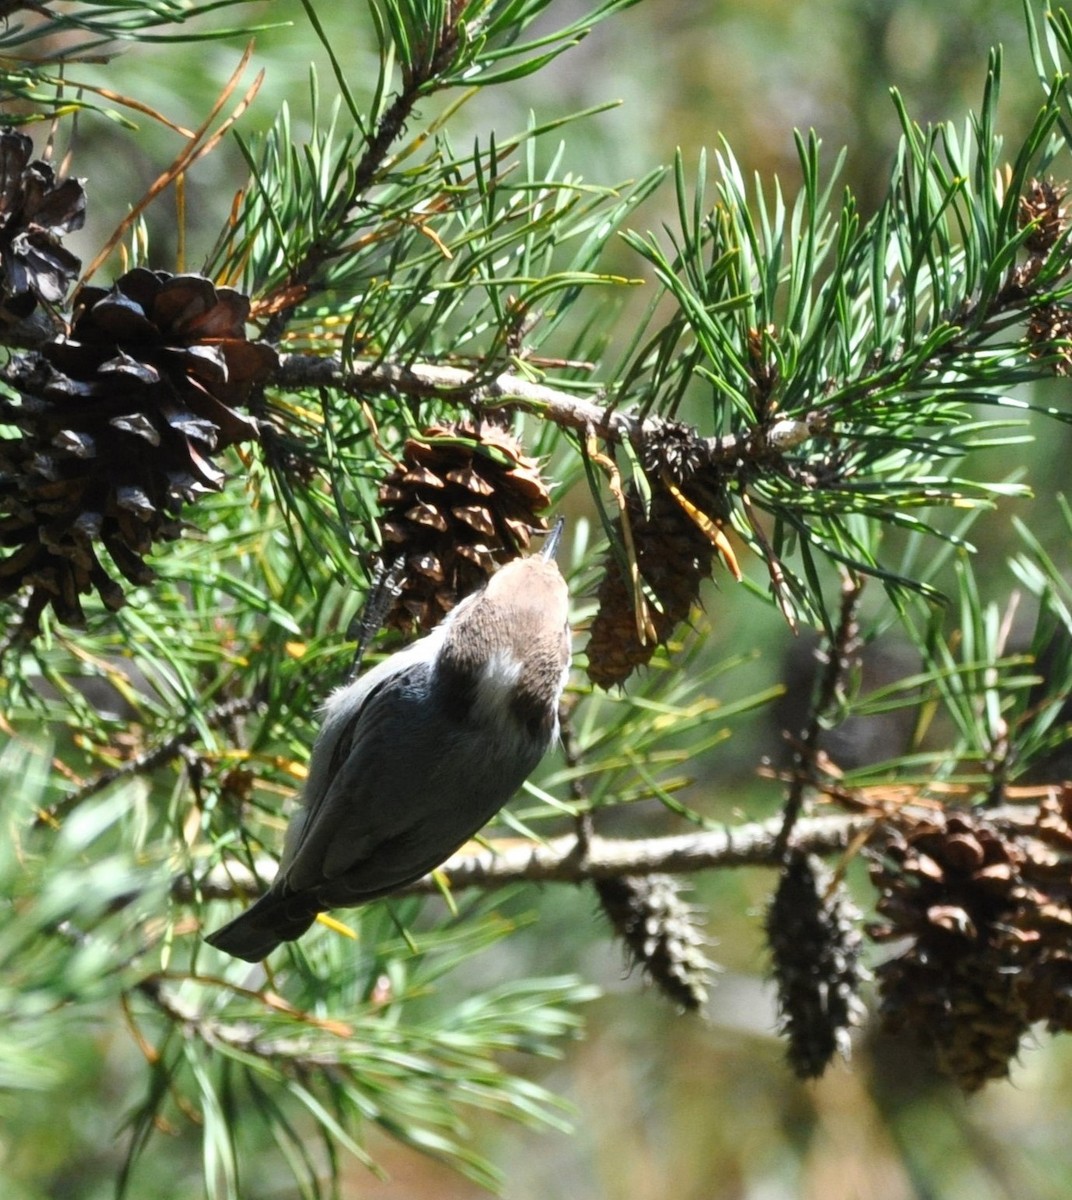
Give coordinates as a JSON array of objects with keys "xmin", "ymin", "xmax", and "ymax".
[
  {"xmin": 376, "ymin": 418, "xmax": 551, "ymax": 632},
  {"xmin": 0, "ymin": 269, "xmax": 277, "ymax": 628},
  {"xmin": 869, "ymin": 811, "xmax": 1030, "ymax": 1091},
  {"xmin": 1011, "ymin": 791, "xmax": 1072, "ymax": 1032},
  {"xmin": 869, "ymin": 798, "xmax": 1072, "ymax": 1090}
]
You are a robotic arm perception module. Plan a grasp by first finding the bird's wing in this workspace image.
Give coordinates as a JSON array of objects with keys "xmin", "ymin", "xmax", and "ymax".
[{"xmin": 280, "ymin": 659, "xmax": 467, "ymax": 897}]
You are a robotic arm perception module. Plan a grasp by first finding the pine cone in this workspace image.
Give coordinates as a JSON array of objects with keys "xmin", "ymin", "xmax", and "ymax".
[
  {"xmin": 586, "ymin": 424, "xmax": 728, "ymax": 688},
  {"xmin": 376, "ymin": 419, "xmax": 551, "ymax": 632},
  {"xmin": 766, "ymin": 852, "xmax": 866, "ymax": 1079},
  {"xmin": 1026, "ymin": 302, "xmax": 1072, "ymax": 375},
  {"xmin": 869, "ymin": 811, "xmax": 1031, "ymax": 1091},
  {"xmin": 0, "ymin": 131, "xmax": 85, "ymax": 340},
  {"xmin": 596, "ymin": 873, "xmax": 715, "ymax": 1011},
  {"xmin": 1019, "ymin": 177, "xmax": 1070, "ymax": 257},
  {"xmin": 0, "ymin": 269, "xmax": 277, "ymax": 628},
  {"xmin": 870, "ymin": 796, "xmax": 1072, "ymax": 1086}
]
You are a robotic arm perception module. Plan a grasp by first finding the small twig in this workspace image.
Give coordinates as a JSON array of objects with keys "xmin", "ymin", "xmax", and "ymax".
[
  {"xmin": 134, "ymin": 975, "xmax": 348, "ymax": 1070},
  {"xmin": 557, "ymin": 698, "xmax": 594, "ymax": 856},
  {"xmin": 773, "ymin": 574, "xmax": 865, "ymax": 861},
  {"xmin": 262, "ymin": 20, "xmax": 463, "ymax": 342},
  {"xmin": 741, "ymin": 487, "xmax": 797, "ymax": 630},
  {"xmin": 37, "ymin": 696, "xmax": 257, "ymax": 826}
]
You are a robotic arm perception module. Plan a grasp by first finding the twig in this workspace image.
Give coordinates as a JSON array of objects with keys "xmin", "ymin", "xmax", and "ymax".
[
  {"xmin": 773, "ymin": 575, "xmax": 865, "ymax": 861},
  {"xmin": 741, "ymin": 487, "xmax": 797, "ymax": 630},
  {"xmin": 262, "ymin": 19, "xmax": 464, "ymax": 342},
  {"xmin": 135, "ymin": 976, "xmax": 347, "ymax": 1069},
  {"xmin": 37, "ymin": 696, "xmax": 257, "ymax": 826},
  {"xmin": 557, "ymin": 698, "xmax": 594, "ymax": 856}
]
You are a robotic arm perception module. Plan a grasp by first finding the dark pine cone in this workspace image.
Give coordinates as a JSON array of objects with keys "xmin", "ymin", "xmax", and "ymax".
[
  {"xmin": 0, "ymin": 130, "xmax": 85, "ymax": 338},
  {"xmin": 766, "ymin": 852, "xmax": 866, "ymax": 1079},
  {"xmin": 0, "ymin": 268, "xmax": 277, "ymax": 628},
  {"xmin": 586, "ymin": 423, "xmax": 731, "ymax": 688}
]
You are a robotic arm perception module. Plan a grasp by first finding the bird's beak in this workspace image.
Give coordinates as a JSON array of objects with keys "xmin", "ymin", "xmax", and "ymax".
[{"xmin": 541, "ymin": 516, "xmax": 565, "ymax": 561}]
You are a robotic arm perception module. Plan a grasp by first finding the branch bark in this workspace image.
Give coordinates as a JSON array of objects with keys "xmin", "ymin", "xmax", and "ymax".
[
  {"xmin": 135, "ymin": 976, "xmax": 352, "ymax": 1069},
  {"xmin": 179, "ymin": 798, "xmax": 1065, "ymax": 909},
  {"xmin": 272, "ymin": 352, "xmax": 823, "ymax": 461},
  {"xmin": 180, "ymin": 812, "xmax": 878, "ymax": 906}
]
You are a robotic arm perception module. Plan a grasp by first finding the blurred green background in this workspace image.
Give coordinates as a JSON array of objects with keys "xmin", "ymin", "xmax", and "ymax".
[{"xmin": 7, "ymin": 1, "xmax": 1072, "ymax": 1197}]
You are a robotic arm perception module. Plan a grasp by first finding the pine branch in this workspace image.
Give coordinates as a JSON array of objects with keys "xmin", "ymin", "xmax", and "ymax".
[
  {"xmin": 182, "ymin": 813, "xmax": 879, "ymax": 906},
  {"xmin": 260, "ymin": 8, "xmax": 466, "ymax": 342},
  {"xmin": 181, "ymin": 800, "xmax": 1062, "ymax": 910},
  {"xmin": 124, "ymin": 923, "xmax": 595, "ymax": 1191},
  {"xmin": 272, "ymin": 351, "xmax": 821, "ymax": 459},
  {"xmin": 135, "ymin": 975, "xmax": 351, "ymax": 1070},
  {"xmin": 36, "ymin": 696, "xmax": 257, "ymax": 828},
  {"xmin": 774, "ymin": 574, "xmax": 865, "ymax": 858}
]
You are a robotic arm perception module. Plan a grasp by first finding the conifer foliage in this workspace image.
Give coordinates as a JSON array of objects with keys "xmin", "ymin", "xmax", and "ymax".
[{"xmin": 7, "ymin": 2, "xmax": 1072, "ymax": 1196}]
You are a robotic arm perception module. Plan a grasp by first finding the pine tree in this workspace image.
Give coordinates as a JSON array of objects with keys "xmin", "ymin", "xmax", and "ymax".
[{"xmin": 6, "ymin": 2, "xmax": 1072, "ymax": 1195}]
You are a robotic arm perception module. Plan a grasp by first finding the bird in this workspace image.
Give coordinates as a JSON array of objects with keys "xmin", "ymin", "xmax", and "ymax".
[{"xmin": 206, "ymin": 524, "xmax": 571, "ymax": 961}]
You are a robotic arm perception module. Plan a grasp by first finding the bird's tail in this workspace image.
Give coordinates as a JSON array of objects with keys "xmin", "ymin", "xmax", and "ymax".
[{"xmin": 205, "ymin": 889, "xmax": 322, "ymax": 963}]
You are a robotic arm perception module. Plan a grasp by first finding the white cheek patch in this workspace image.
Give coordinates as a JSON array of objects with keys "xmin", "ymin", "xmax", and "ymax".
[{"xmin": 474, "ymin": 648, "xmax": 523, "ymax": 714}]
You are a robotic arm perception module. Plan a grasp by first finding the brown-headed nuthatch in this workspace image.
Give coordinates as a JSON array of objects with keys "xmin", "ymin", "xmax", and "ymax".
[{"xmin": 206, "ymin": 523, "xmax": 570, "ymax": 961}]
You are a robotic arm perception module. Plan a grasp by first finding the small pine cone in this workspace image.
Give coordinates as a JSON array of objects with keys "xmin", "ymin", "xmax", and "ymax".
[
  {"xmin": 766, "ymin": 852, "xmax": 866, "ymax": 1079},
  {"xmin": 1026, "ymin": 303, "xmax": 1072, "ymax": 375},
  {"xmin": 0, "ymin": 131, "xmax": 85, "ymax": 342},
  {"xmin": 595, "ymin": 873, "xmax": 716, "ymax": 1011},
  {"xmin": 586, "ymin": 424, "xmax": 728, "ymax": 688},
  {"xmin": 868, "ymin": 811, "xmax": 1031, "ymax": 1091},
  {"xmin": 376, "ymin": 419, "xmax": 551, "ymax": 632},
  {"xmin": 0, "ymin": 269, "xmax": 277, "ymax": 628},
  {"xmin": 1019, "ymin": 178, "xmax": 1070, "ymax": 256}
]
